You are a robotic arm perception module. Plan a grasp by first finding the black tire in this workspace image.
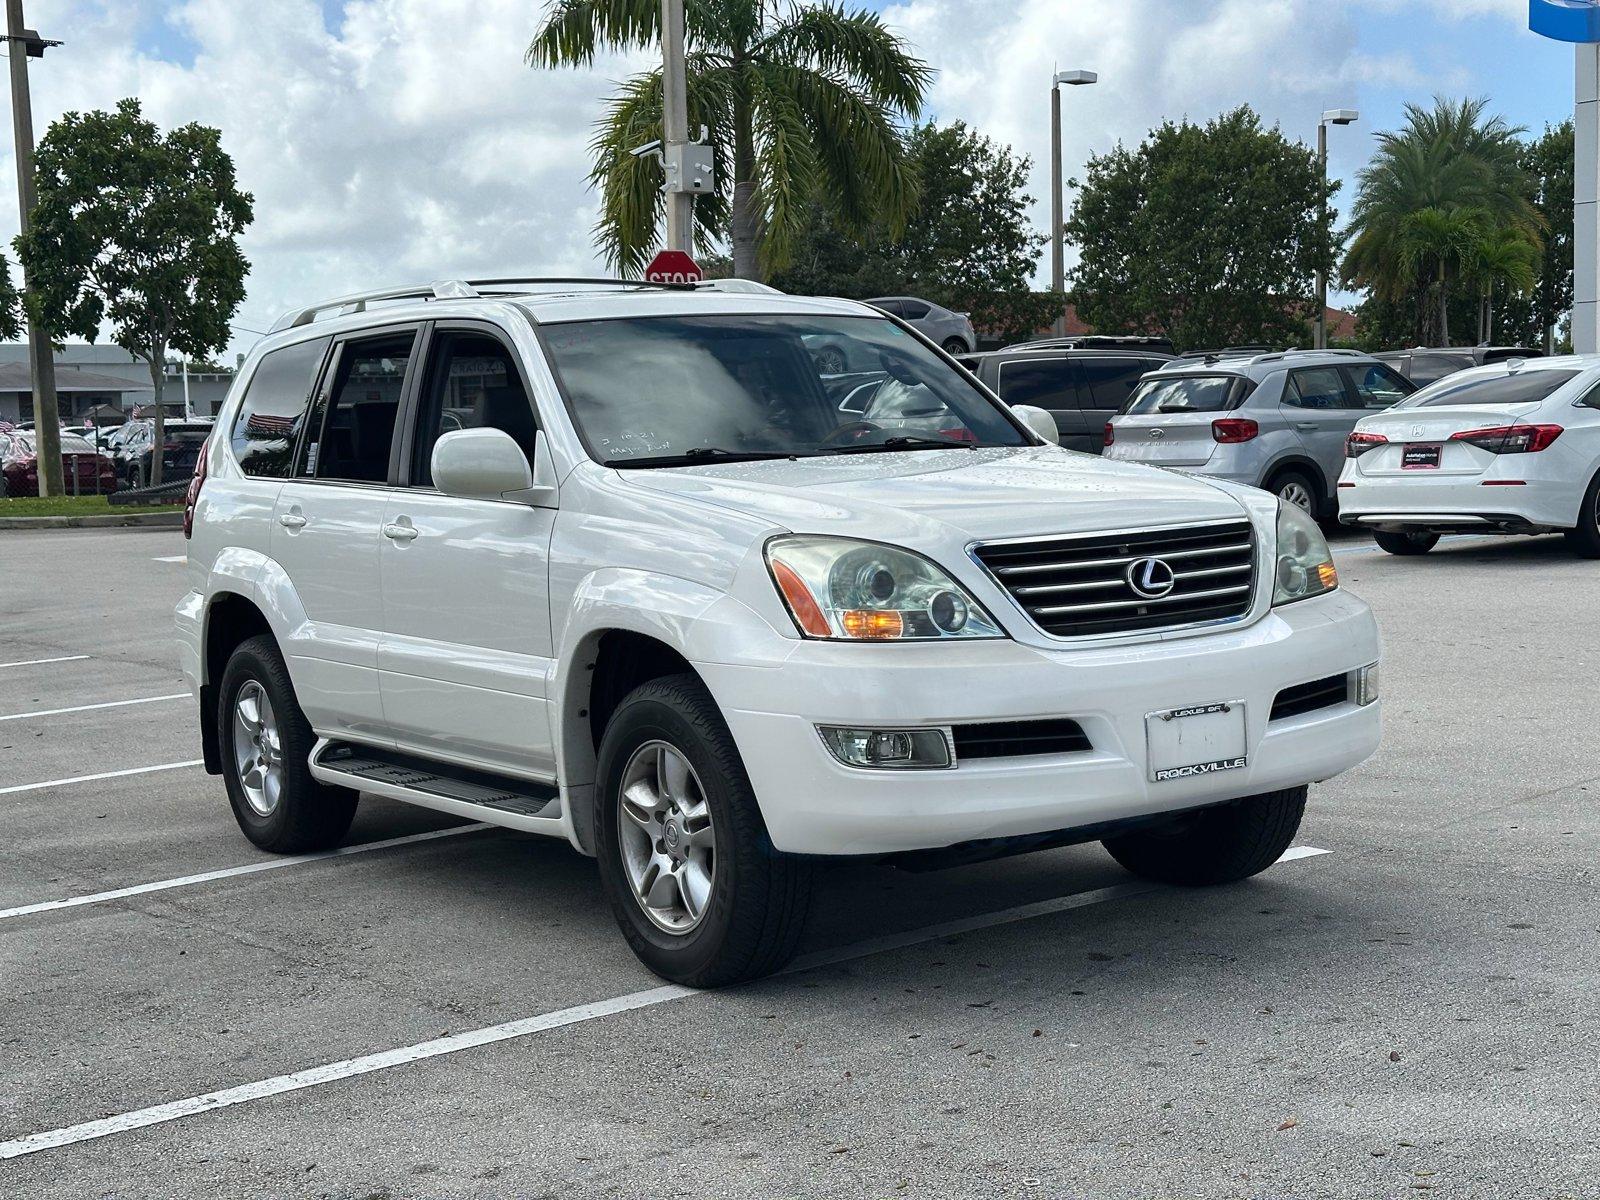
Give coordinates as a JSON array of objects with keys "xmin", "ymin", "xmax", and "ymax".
[
  {"xmin": 811, "ymin": 345, "xmax": 848, "ymax": 375},
  {"xmin": 1102, "ymin": 786, "xmax": 1307, "ymax": 886},
  {"xmin": 1265, "ymin": 468, "xmax": 1323, "ymax": 521},
  {"xmin": 595, "ymin": 674, "xmax": 813, "ymax": 987},
  {"xmin": 217, "ymin": 634, "xmax": 358, "ymax": 853},
  {"xmin": 1373, "ymin": 530, "xmax": 1439, "ymax": 556},
  {"xmin": 941, "ymin": 337, "xmax": 969, "ymax": 354},
  {"xmin": 1563, "ymin": 470, "xmax": 1600, "ymax": 558}
]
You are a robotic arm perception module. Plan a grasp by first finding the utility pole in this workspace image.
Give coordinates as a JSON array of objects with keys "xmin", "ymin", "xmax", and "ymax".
[
  {"xmin": 660, "ymin": 0, "xmax": 692, "ymax": 254},
  {"xmin": 4, "ymin": 0, "xmax": 61, "ymax": 496},
  {"xmin": 1314, "ymin": 109, "xmax": 1359, "ymax": 350},
  {"xmin": 1049, "ymin": 70, "xmax": 1096, "ymax": 338}
]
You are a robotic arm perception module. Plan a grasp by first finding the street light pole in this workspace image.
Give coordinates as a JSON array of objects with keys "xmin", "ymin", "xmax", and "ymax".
[
  {"xmin": 660, "ymin": 0, "xmax": 692, "ymax": 254},
  {"xmin": 1050, "ymin": 70, "xmax": 1096, "ymax": 337},
  {"xmin": 4, "ymin": 0, "xmax": 62, "ymax": 497},
  {"xmin": 1314, "ymin": 108, "xmax": 1358, "ymax": 350}
]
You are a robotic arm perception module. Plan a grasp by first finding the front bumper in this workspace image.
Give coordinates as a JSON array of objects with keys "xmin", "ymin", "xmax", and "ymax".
[{"xmin": 697, "ymin": 588, "xmax": 1381, "ymax": 856}]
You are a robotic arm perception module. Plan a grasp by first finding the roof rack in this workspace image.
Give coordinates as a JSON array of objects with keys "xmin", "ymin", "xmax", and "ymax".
[{"xmin": 268, "ymin": 277, "xmax": 693, "ymax": 333}]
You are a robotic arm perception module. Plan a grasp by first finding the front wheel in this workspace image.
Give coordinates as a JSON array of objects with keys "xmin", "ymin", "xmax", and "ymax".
[
  {"xmin": 1102, "ymin": 786, "xmax": 1307, "ymax": 886},
  {"xmin": 1374, "ymin": 530, "xmax": 1439, "ymax": 556},
  {"xmin": 595, "ymin": 674, "xmax": 813, "ymax": 987}
]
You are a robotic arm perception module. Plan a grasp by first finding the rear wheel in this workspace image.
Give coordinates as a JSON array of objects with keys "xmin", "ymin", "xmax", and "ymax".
[
  {"xmin": 218, "ymin": 634, "xmax": 357, "ymax": 853},
  {"xmin": 1373, "ymin": 530, "xmax": 1439, "ymax": 556},
  {"xmin": 941, "ymin": 336, "xmax": 969, "ymax": 354},
  {"xmin": 1267, "ymin": 469, "xmax": 1321, "ymax": 520},
  {"xmin": 595, "ymin": 674, "xmax": 813, "ymax": 987},
  {"xmin": 1103, "ymin": 787, "xmax": 1307, "ymax": 886},
  {"xmin": 1563, "ymin": 471, "xmax": 1600, "ymax": 558},
  {"xmin": 811, "ymin": 344, "xmax": 847, "ymax": 375}
]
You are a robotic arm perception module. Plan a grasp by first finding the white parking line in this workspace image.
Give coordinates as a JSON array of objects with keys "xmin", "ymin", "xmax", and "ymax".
[
  {"xmin": 0, "ymin": 693, "xmax": 188, "ymax": 723},
  {"xmin": 0, "ymin": 845, "xmax": 1329, "ymax": 1160},
  {"xmin": 152, "ymin": 555, "xmax": 186, "ymax": 563},
  {"xmin": 0, "ymin": 823, "xmax": 494, "ymax": 922},
  {"xmin": 0, "ymin": 759, "xmax": 204, "ymax": 796},
  {"xmin": 1333, "ymin": 534, "xmax": 1498, "ymax": 558},
  {"xmin": 0, "ymin": 654, "xmax": 90, "ymax": 669}
]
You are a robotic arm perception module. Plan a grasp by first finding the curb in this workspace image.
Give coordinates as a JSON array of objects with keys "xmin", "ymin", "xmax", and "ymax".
[{"xmin": 0, "ymin": 511, "xmax": 183, "ymax": 530}]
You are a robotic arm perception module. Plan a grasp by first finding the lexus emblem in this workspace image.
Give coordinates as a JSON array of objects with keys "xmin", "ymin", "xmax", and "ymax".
[
  {"xmin": 1126, "ymin": 557, "xmax": 1177, "ymax": 599},
  {"xmin": 1148, "ymin": 427, "xmax": 1166, "ymax": 439}
]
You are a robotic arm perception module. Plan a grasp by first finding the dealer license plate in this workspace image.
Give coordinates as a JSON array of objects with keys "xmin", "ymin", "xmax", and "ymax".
[
  {"xmin": 1401, "ymin": 443, "xmax": 1441, "ymax": 470},
  {"xmin": 1146, "ymin": 701, "xmax": 1248, "ymax": 782}
]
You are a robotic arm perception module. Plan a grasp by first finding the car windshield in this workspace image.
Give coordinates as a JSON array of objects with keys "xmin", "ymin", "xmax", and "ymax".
[
  {"xmin": 540, "ymin": 314, "xmax": 1028, "ymax": 465},
  {"xmin": 1125, "ymin": 374, "xmax": 1241, "ymax": 415},
  {"xmin": 1400, "ymin": 368, "xmax": 1578, "ymax": 408}
]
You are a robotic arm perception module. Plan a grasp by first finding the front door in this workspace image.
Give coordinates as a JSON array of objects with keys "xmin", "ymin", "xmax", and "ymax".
[{"xmin": 377, "ymin": 324, "xmax": 558, "ymax": 780}]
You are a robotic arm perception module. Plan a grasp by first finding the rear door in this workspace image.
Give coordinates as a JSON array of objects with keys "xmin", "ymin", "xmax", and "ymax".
[
  {"xmin": 1282, "ymin": 366, "xmax": 1357, "ymax": 485},
  {"xmin": 992, "ymin": 355, "xmax": 1077, "ymax": 447}
]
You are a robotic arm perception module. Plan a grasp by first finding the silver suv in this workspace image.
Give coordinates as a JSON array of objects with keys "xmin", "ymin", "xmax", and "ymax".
[{"xmin": 1103, "ymin": 349, "xmax": 1415, "ymax": 519}]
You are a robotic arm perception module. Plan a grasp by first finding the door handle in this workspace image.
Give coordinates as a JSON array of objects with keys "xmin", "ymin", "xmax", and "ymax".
[
  {"xmin": 278, "ymin": 512, "xmax": 306, "ymax": 530},
  {"xmin": 382, "ymin": 521, "xmax": 418, "ymax": 542},
  {"xmin": 1293, "ymin": 422, "xmax": 1319, "ymax": 432}
]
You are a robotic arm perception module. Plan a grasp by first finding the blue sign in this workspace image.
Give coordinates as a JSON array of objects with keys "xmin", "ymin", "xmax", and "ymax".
[{"xmin": 1531, "ymin": 0, "xmax": 1600, "ymax": 42}]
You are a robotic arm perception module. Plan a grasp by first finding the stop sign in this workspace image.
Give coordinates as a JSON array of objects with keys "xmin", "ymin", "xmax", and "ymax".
[{"xmin": 644, "ymin": 250, "xmax": 703, "ymax": 285}]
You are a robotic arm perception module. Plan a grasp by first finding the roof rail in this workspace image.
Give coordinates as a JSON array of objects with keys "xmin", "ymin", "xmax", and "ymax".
[{"xmin": 268, "ymin": 277, "xmax": 693, "ymax": 333}]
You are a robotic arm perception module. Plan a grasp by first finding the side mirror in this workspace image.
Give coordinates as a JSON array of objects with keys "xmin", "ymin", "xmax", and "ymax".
[
  {"xmin": 1012, "ymin": 404, "xmax": 1059, "ymax": 445},
  {"xmin": 431, "ymin": 428, "xmax": 557, "ymax": 506}
]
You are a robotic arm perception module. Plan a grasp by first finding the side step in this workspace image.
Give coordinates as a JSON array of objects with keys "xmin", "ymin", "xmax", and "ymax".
[{"xmin": 311, "ymin": 741, "xmax": 563, "ymax": 833}]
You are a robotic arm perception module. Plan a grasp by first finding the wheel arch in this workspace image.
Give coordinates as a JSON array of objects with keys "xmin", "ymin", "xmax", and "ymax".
[
  {"xmin": 1260, "ymin": 454, "xmax": 1330, "ymax": 510},
  {"xmin": 199, "ymin": 590, "xmax": 276, "ymax": 774}
]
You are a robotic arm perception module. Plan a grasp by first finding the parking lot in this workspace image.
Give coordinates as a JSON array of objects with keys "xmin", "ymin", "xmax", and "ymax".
[{"xmin": 0, "ymin": 524, "xmax": 1594, "ymax": 1199}]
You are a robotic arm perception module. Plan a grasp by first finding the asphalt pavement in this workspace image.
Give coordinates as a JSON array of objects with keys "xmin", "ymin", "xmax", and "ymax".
[{"xmin": 0, "ymin": 525, "xmax": 1594, "ymax": 1199}]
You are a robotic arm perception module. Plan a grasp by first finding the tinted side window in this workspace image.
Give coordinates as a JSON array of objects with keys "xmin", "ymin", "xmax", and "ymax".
[
  {"xmin": 411, "ymin": 332, "xmax": 539, "ymax": 486},
  {"xmin": 1579, "ymin": 380, "xmax": 1600, "ymax": 410},
  {"xmin": 899, "ymin": 300, "xmax": 931, "ymax": 320},
  {"xmin": 996, "ymin": 359, "xmax": 1076, "ymax": 412},
  {"xmin": 306, "ymin": 334, "xmax": 413, "ymax": 484},
  {"xmin": 1079, "ymin": 358, "xmax": 1146, "ymax": 411},
  {"xmin": 1409, "ymin": 354, "xmax": 1465, "ymax": 386},
  {"xmin": 230, "ymin": 337, "xmax": 330, "ymax": 478},
  {"xmin": 872, "ymin": 300, "xmax": 904, "ymax": 317},
  {"xmin": 1286, "ymin": 367, "xmax": 1348, "ymax": 410},
  {"xmin": 1345, "ymin": 364, "xmax": 1413, "ymax": 410}
]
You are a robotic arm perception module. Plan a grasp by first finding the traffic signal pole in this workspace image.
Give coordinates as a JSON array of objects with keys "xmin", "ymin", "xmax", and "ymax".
[{"xmin": 660, "ymin": 0, "xmax": 692, "ymax": 254}]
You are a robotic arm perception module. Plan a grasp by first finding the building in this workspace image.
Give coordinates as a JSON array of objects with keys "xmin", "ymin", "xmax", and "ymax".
[{"xmin": 0, "ymin": 343, "xmax": 236, "ymax": 426}]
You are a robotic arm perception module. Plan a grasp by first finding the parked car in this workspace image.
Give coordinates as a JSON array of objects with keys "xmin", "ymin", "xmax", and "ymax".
[
  {"xmin": 117, "ymin": 418, "xmax": 213, "ymax": 487},
  {"xmin": 0, "ymin": 430, "xmax": 118, "ymax": 496},
  {"xmin": 1103, "ymin": 349, "xmax": 1415, "ymax": 520},
  {"xmin": 866, "ymin": 296, "xmax": 976, "ymax": 354},
  {"xmin": 177, "ymin": 277, "xmax": 1381, "ymax": 987},
  {"xmin": 1374, "ymin": 346, "xmax": 1542, "ymax": 388},
  {"xmin": 958, "ymin": 347, "xmax": 1175, "ymax": 454},
  {"xmin": 1011, "ymin": 334, "xmax": 1177, "ymax": 356},
  {"xmin": 1339, "ymin": 355, "xmax": 1600, "ymax": 556}
]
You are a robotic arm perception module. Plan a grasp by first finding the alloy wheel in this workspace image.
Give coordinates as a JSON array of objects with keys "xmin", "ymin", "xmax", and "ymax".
[
  {"xmin": 232, "ymin": 679, "xmax": 284, "ymax": 817},
  {"xmin": 1277, "ymin": 479, "xmax": 1314, "ymax": 513},
  {"xmin": 617, "ymin": 740, "xmax": 717, "ymax": 934}
]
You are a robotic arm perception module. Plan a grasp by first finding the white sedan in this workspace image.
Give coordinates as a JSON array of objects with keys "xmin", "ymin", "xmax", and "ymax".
[{"xmin": 1337, "ymin": 355, "xmax": 1600, "ymax": 557}]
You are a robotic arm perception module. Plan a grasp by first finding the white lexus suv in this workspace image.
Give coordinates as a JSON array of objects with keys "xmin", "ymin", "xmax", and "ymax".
[{"xmin": 176, "ymin": 280, "xmax": 1381, "ymax": 985}]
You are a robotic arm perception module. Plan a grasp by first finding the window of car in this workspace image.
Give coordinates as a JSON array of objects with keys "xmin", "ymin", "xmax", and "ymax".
[
  {"xmin": 1400, "ymin": 368, "xmax": 1580, "ymax": 408},
  {"xmin": 1343, "ymin": 364, "xmax": 1414, "ymax": 410},
  {"xmin": 1078, "ymin": 357, "xmax": 1149, "ymax": 412},
  {"xmin": 1578, "ymin": 379, "xmax": 1600, "ymax": 410},
  {"xmin": 1407, "ymin": 353, "xmax": 1467, "ymax": 386},
  {"xmin": 870, "ymin": 299, "xmax": 904, "ymax": 317},
  {"xmin": 230, "ymin": 336, "xmax": 330, "ymax": 478},
  {"xmin": 540, "ymin": 314, "xmax": 1026, "ymax": 464},
  {"xmin": 995, "ymin": 357, "xmax": 1076, "ymax": 413},
  {"xmin": 1285, "ymin": 367, "xmax": 1349, "ymax": 410},
  {"xmin": 1125, "ymin": 374, "xmax": 1243, "ymax": 414},
  {"xmin": 899, "ymin": 300, "xmax": 931, "ymax": 320},
  {"xmin": 409, "ymin": 330, "xmax": 539, "ymax": 486},
  {"xmin": 303, "ymin": 332, "xmax": 414, "ymax": 483}
]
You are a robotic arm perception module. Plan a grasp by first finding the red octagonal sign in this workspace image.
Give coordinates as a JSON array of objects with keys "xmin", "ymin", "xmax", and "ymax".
[{"xmin": 644, "ymin": 249, "xmax": 703, "ymax": 285}]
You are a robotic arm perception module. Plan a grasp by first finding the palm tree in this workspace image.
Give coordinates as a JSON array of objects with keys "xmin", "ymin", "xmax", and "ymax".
[
  {"xmin": 528, "ymin": 0, "xmax": 931, "ymax": 280},
  {"xmin": 1466, "ymin": 229, "xmax": 1538, "ymax": 342},
  {"xmin": 1341, "ymin": 97, "xmax": 1541, "ymax": 344}
]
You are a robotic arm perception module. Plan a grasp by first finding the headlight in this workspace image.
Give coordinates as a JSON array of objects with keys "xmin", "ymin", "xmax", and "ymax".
[
  {"xmin": 1272, "ymin": 501, "xmax": 1337, "ymax": 605},
  {"xmin": 765, "ymin": 536, "xmax": 1005, "ymax": 640}
]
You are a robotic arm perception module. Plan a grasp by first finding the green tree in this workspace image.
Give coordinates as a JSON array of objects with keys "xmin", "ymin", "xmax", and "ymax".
[
  {"xmin": 16, "ymin": 98, "xmax": 253, "ymax": 486},
  {"xmin": 1063, "ymin": 107, "xmax": 1333, "ymax": 352},
  {"xmin": 0, "ymin": 255, "xmax": 21, "ymax": 343},
  {"xmin": 1465, "ymin": 227, "xmax": 1537, "ymax": 343},
  {"xmin": 1521, "ymin": 121, "xmax": 1574, "ymax": 350},
  {"xmin": 528, "ymin": 0, "xmax": 929, "ymax": 280}
]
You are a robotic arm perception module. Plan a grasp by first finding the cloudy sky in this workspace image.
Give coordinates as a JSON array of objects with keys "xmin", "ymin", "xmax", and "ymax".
[{"xmin": 2, "ymin": 0, "xmax": 1578, "ymax": 360}]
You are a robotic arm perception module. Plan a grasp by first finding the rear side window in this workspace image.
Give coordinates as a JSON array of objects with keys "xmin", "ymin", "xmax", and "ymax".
[
  {"xmin": 306, "ymin": 333, "xmax": 414, "ymax": 483},
  {"xmin": 1286, "ymin": 367, "xmax": 1349, "ymax": 410},
  {"xmin": 1079, "ymin": 358, "xmax": 1148, "ymax": 411},
  {"xmin": 996, "ymin": 358, "xmax": 1076, "ymax": 412},
  {"xmin": 1408, "ymin": 368, "xmax": 1579, "ymax": 408},
  {"xmin": 230, "ymin": 337, "xmax": 329, "ymax": 478},
  {"xmin": 900, "ymin": 300, "xmax": 931, "ymax": 320},
  {"xmin": 1125, "ymin": 375, "xmax": 1241, "ymax": 414},
  {"xmin": 1408, "ymin": 353, "xmax": 1467, "ymax": 386}
]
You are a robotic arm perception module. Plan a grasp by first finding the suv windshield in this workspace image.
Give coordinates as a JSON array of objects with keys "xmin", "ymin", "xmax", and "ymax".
[
  {"xmin": 541, "ymin": 314, "xmax": 1027, "ymax": 465},
  {"xmin": 1401, "ymin": 368, "xmax": 1578, "ymax": 408},
  {"xmin": 1125, "ymin": 374, "xmax": 1242, "ymax": 415}
]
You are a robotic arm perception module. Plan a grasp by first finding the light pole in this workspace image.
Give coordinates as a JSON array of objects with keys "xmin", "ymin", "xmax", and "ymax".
[
  {"xmin": 1314, "ymin": 108, "xmax": 1358, "ymax": 350},
  {"xmin": 1051, "ymin": 69, "xmax": 1097, "ymax": 336}
]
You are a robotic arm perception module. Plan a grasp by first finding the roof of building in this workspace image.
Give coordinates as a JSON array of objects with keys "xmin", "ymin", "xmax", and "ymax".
[{"xmin": 0, "ymin": 363, "xmax": 153, "ymax": 393}]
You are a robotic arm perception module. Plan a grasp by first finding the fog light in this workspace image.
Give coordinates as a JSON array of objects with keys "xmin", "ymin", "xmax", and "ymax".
[
  {"xmin": 1354, "ymin": 663, "xmax": 1379, "ymax": 706},
  {"xmin": 818, "ymin": 725, "xmax": 953, "ymax": 770}
]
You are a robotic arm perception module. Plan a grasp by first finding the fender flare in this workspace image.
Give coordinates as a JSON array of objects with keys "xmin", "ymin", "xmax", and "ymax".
[{"xmin": 1259, "ymin": 454, "xmax": 1330, "ymax": 508}]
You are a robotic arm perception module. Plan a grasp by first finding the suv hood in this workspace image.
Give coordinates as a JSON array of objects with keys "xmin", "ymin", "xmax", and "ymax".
[{"xmin": 621, "ymin": 445, "xmax": 1248, "ymax": 544}]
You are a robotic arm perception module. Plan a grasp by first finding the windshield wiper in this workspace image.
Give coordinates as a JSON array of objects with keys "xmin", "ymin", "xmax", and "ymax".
[
  {"xmin": 822, "ymin": 435, "xmax": 977, "ymax": 455},
  {"xmin": 606, "ymin": 446, "xmax": 801, "ymax": 468}
]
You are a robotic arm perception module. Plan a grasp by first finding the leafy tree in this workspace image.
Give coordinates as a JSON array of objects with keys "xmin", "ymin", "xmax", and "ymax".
[
  {"xmin": 1063, "ymin": 107, "xmax": 1333, "ymax": 352},
  {"xmin": 0, "ymin": 255, "xmax": 21, "ymax": 343},
  {"xmin": 16, "ymin": 98, "xmax": 253, "ymax": 485},
  {"xmin": 1520, "ymin": 122, "xmax": 1574, "ymax": 351},
  {"xmin": 528, "ymin": 0, "xmax": 929, "ymax": 280},
  {"xmin": 1465, "ymin": 227, "xmax": 1537, "ymax": 343}
]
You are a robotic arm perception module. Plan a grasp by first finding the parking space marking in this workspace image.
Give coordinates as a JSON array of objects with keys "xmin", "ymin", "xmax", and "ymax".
[
  {"xmin": 0, "ymin": 760, "xmax": 204, "ymax": 796},
  {"xmin": 152, "ymin": 555, "xmax": 186, "ymax": 563},
  {"xmin": 0, "ymin": 693, "xmax": 189, "ymax": 723},
  {"xmin": 0, "ymin": 845, "xmax": 1328, "ymax": 1161},
  {"xmin": 0, "ymin": 823, "xmax": 495, "ymax": 922},
  {"xmin": 0, "ymin": 654, "xmax": 91, "ymax": 669}
]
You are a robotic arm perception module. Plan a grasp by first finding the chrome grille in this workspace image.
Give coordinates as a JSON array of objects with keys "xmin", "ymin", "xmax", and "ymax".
[{"xmin": 973, "ymin": 520, "xmax": 1257, "ymax": 638}]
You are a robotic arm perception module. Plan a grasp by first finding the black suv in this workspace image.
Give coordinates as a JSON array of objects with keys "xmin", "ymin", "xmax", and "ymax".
[{"xmin": 958, "ymin": 348, "xmax": 1174, "ymax": 453}]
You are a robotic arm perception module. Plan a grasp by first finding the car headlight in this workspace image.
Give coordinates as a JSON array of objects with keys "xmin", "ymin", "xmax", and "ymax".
[
  {"xmin": 765, "ymin": 536, "xmax": 1005, "ymax": 640},
  {"xmin": 1272, "ymin": 501, "xmax": 1337, "ymax": 605}
]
